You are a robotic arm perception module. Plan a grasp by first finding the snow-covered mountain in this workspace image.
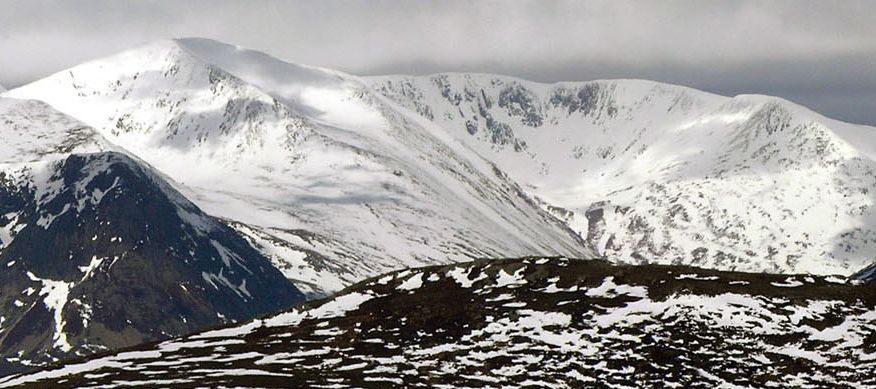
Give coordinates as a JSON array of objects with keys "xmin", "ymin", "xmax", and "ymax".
[
  {"xmin": 370, "ymin": 74, "xmax": 876, "ymax": 277},
  {"xmin": 4, "ymin": 38, "xmax": 590, "ymax": 297},
  {"xmin": 3, "ymin": 257, "xmax": 873, "ymax": 388},
  {"xmin": 7, "ymin": 37, "xmax": 876, "ymax": 290},
  {"xmin": 0, "ymin": 97, "xmax": 303, "ymax": 375}
]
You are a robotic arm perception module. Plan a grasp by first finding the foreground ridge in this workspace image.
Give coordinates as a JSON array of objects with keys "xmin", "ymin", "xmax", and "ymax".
[{"xmin": 3, "ymin": 257, "xmax": 874, "ymax": 388}]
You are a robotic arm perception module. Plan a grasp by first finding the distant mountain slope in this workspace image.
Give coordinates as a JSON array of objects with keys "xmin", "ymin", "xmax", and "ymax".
[
  {"xmin": 0, "ymin": 98, "xmax": 303, "ymax": 375},
  {"xmin": 4, "ymin": 38, "xmax": 591, "ymax": 297},
  {"xmin": 3, "ymin": 257, "xmax": 873, "ymax": 388},
  {"xmin": 854, "ymin": 262, "xmax": 876, "ymax": 282},
  {"xmin": 370, "ymin": 74, "xmax": 876, "ymax": 277}
]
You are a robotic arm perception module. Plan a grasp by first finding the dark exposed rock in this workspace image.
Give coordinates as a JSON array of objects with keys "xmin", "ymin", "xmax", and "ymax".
[
  {"xmin": 0, "ymin": 152, "xmax": 304, "ymax": 376},
  {"xmin": 549, "ymin": 83, "xmax": 618, "ymax": 118},
  {"xmin": 497, "ymin": 83, "xmax": 543, "ymax": 127}
]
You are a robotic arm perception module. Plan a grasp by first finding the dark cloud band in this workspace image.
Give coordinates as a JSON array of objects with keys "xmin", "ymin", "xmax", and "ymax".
[{"xmin": 1, "ymin": 0, "xmax": 874, "ymax": 125}]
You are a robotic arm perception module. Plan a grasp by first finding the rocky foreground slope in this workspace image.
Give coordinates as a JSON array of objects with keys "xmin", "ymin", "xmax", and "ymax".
[{"xmin": 3, "ymin": 257, "xmax": 873, "ymax": 388}]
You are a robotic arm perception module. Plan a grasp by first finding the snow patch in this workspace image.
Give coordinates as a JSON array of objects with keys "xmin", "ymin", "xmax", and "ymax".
[
  {"xmin": 26, "ymin": 272, "xmax": 74, "ymax": 352},
  {"xmin": 397, "ymin": 273, "xmax": 424, "ymax": 291}
]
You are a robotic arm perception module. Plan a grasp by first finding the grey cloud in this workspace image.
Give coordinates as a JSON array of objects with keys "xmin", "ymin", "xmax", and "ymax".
[{"xmin": 1, "ymin": 0, "xmax": 875, "ymax": 125}]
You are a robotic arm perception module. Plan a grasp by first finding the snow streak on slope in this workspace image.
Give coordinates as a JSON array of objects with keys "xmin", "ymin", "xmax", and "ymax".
[
  {"xmin": 370, "ymin": 74, "xmax": 876, "ymax": 277},
  {"xmin": 5, "ymin": 39, "xmax": 590, "ymax": 297},
  {"xmin": 3, "ymin": 258, "xmax": 874, "ymax": 388}
]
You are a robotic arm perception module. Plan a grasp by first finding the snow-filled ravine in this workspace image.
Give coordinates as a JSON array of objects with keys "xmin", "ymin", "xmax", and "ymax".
[{"xmin": 4, "ymin": 257, "xmax": 874, "ymax": 388}]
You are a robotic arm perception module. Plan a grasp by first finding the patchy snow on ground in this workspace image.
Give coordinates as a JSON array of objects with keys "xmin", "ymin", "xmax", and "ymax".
[{"xmin": 6, "ymin": 258, "xmax": 874, "ymax": 388}]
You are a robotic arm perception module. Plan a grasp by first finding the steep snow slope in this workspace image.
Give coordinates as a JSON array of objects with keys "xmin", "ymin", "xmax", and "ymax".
[
  {"xmin": 370, "ymin": 75, "xmax": 876, "ymax": 277},
  {"xmin": 4, "ymin": 257, "xmax": 873, "ymax": 388},
  {"xmin": 0, "ymin": 98, "xmax": 303, "ymax": 375},
  {"xmin": 5, "ymin": 39, "xmax": 590, "ymax": 297}
]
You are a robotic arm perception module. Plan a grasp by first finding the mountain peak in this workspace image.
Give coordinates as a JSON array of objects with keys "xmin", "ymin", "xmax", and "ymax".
[
  {"xmin": 167, "ymin": 37, "xmax": 368, "ymax": 127},
  {"xmin": 170, "ymin": 37, "xmax": 355, "ymax": 87}
]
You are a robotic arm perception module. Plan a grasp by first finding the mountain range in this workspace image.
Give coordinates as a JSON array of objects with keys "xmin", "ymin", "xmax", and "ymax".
[
  {"xmin": 8, "ymin": 38, "xmax": 876, "ymax": 287},
  {"xmin": 1, "ymin": 37, "xmax": 875, "ymax": 380}
]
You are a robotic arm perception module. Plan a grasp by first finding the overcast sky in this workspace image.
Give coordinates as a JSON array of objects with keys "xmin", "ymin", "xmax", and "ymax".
[{"xmin": 2, "ymin": 0, "xmax": 875, "ymax": 125}]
